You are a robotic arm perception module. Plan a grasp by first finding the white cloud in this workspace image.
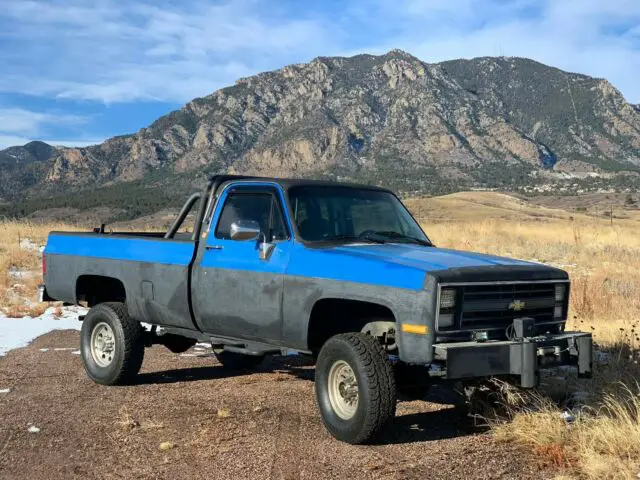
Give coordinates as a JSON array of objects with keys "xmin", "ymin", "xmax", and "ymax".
[
  {"xmin": 46, "ymin": 139, "xmax": 105, "ymax": 148},
  {"xmin": 0, "ymin": 107, "xmax": 93, "ymax": 149},
  {"xmin": 0, "ymin": 108, "xmax": 86, "ymax": 136},
  {"xmin": 0, "ymin": 135, "xmax": 31, "ymax": 149},
  {"xmin": 0, "ymin": 0, "xmax": 340, "ymax": 103},
  {"xmin": 0, "ymin": 0, "xmax": 638, "ymax": 106},
  {"xmin": 0, "ymin": 135, "xmax": 103, "ymax": 150}
]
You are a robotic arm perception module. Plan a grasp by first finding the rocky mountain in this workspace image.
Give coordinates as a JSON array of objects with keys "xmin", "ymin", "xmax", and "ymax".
[
  {"xmin": 0, "ymin": 141, "xmax": 56, "ymax": 202},
  {"xmin": 1, "ymin": 50, "xmax": 639, "ymax": 217}
]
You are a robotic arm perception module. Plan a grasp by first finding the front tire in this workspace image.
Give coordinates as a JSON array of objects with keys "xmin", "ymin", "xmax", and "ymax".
[
  {"xmin": 315, "ymin": 333, "xmax": 396, "ymax": 444},
  {"xmin": 80, "ymin": 302, "xmax": 144, "ymax": 385}
]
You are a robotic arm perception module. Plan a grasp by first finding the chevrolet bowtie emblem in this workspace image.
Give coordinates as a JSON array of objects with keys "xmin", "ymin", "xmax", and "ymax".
[{"xmin": 509, "ymin": 300, "xmax": 526, "ymax": 311}]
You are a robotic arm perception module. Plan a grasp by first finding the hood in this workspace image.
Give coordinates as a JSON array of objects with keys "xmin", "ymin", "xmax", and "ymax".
[
  {"xmin": 290, "ymin": 242, "xmax": 567, "ymax": 292},
  {"xmin": 329, "ymin": 243, "xmax": 535, "ymax": 272}
]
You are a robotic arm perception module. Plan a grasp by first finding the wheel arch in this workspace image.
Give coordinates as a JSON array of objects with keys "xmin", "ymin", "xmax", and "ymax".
[
  {"xmin": 306, "ymin": 297, "xmax": 398, "ymax": 354},
  {"xmin": 75, "ymin": 275, "xmax": 127, "ymax": 307}
]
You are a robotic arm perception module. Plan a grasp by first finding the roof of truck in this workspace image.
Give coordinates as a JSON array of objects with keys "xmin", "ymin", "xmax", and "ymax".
[{"xmin": 211, "ymin": 174, "xmax": 393, "ymax": 192}]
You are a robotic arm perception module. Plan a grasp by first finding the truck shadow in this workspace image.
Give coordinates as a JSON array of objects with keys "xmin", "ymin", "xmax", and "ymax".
[
  {"xmin": 134, "ymin": 352, "xmax": 314, "ymax": 385},
  {"xmin": 135, "ymin": 365, "xmax": 254, "ymax": 384},
  {"xmin": 379, "ymin": 407, "xmax": 484, "ymax": 445},
  {"xmin": 134, "ymin": 354, "xmax": 483, "ymax": 445}
]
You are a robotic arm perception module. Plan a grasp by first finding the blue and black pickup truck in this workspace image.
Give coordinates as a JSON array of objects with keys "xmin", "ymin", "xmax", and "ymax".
[{"xmin": 42, "ymin": 175, "xmax": 592, "ymax": 443}]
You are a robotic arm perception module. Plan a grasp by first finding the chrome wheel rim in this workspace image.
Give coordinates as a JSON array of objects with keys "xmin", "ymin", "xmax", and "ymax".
[
  {"xmin": 90, "ymin": 322, "xmax": 115, "ymax": 367},
  {"xmin": 328, "ymin": 360, "xmax": 359, "ymax": 420}
]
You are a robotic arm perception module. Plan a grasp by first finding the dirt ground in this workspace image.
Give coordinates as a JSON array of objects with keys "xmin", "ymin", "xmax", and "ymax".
[{"xmin": 0, "ymin": 331, "xmax": 547, "ymax": 480}]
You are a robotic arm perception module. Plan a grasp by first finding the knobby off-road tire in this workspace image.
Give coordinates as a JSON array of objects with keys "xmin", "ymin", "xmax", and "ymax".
[
  {"xmin": 213, "ymin": 349, "xmax": 264, "ymax": 370},
  {"xmin": 80, "ymin": 302, "xmax": 145, "ymax": 385},
  {"xmin": 315, "ymin": 333, "xmax": 396, "ymax": 444}
]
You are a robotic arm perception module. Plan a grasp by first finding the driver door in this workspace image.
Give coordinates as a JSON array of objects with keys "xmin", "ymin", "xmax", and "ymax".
[{"xmin": 191, "ymin": 184, "xmax": 292, "ymax": 342}]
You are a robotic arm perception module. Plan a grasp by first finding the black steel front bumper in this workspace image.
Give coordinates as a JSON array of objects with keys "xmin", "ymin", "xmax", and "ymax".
[{"xmin": 432, "ymin": 332, "xmax": 593, "ymax": 388}]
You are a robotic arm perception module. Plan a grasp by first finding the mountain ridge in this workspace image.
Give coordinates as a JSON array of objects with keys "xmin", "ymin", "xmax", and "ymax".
[{"xmin": 1, "ymin": 50, "xmax": 639, "ymax": 217}]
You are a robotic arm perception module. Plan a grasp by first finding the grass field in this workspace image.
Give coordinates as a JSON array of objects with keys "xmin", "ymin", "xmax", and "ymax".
[
  {"xmin": 2, "ymin": 192, "xmax": 640, "ymax": 478},
  {"xmin": 408, "ymin": 192, "xmax": 640, "ymax": 479},
  {"xmin": 0, "ymin": 221, "xmax": 74, "ymax": 317}
]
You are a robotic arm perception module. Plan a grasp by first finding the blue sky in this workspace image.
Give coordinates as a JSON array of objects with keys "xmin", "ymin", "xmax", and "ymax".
[{"xmin": 1, "ymin": 0, "xmax": 639, "ymax": 149}]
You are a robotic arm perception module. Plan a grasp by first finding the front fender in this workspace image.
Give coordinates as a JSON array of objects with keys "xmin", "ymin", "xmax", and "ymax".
[{"xmin": 281, "ymin": 275, "xmax": 435, "ymax": 364}]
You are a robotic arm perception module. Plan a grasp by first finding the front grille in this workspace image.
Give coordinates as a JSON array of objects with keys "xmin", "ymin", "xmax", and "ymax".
[{"xmin": 439, "ymin": 282, "xmax": 564, "ymax": 332}]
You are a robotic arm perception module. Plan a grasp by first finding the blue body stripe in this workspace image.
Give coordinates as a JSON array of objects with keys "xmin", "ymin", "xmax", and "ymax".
[
  {"xmin": 45, "ymin": 233, "xmax": 426, "ymax": 290},
  {"xmin": 286, "ymin": 244, "xmax": 426, "ymax": 290},
  {"xmin": 44, "ymin": 234, "xmax": 194, "ymax": 266}
]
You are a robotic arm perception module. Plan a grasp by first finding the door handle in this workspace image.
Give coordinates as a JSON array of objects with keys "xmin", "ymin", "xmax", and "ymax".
[{"xmin": 205, "ymin": 245, "xmax": 223, "ymax": 251}]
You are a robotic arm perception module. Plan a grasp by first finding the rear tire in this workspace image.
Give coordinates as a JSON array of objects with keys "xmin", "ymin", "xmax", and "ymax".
[
  {"xmin": 80, "ymin": 302, "xmax": 144, "ymax": 385},
  {"xmin": 213, "ymin": 349, "xmax": 264, "ymax": 370},
  {"xmin": 315, "ymin": 333, "xmax": 396, "ymax": 444}
]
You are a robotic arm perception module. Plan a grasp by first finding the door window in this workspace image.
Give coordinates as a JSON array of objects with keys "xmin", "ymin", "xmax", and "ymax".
[{"xmin": 215, "ymin": 191, "xmax": 288, "ymax": 241}]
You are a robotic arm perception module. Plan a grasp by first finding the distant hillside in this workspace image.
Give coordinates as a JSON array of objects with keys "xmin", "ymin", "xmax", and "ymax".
[{"xmin": 1, "ymin": 50, "xmax": 639, "ymax": 220}]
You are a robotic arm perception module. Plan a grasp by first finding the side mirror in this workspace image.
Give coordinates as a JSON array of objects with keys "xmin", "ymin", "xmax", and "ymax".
[{"xmin": 230, "ymin": 220, "xmax": 261, "ymax": 241}]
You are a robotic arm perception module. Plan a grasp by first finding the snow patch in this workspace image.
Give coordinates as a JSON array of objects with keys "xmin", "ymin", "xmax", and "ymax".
[
  {"xmin": 7, "ymin": 266, "xmax": 35, "ymax": 280},
  {"xmin": 19, "ymin": 238, "xmax": 44, "ymax": 253},
  {"xmin": 71, "ymin": 350, "xmax": 80, "ymax": 355},
  {"xmin": 561, "ymin": 411, "xmax": 576, "ymax": 423},
  {"xmin": 27, "ymin": 425, "xmax": 41, "ymax": 433},
  {"xmin": 0, "ymin": 388, "xmax": 11, "ymax": 394},
  {"xmin": 0, "ymin": 306, "xmax": 88, "ymax": 357},
  {"xmin": 39, "ymin": 348, "xmax": 49, "ymax": 352},
  {"xmin": 569, "ymin": 391, "xmax": 590, "ymax": 403}
]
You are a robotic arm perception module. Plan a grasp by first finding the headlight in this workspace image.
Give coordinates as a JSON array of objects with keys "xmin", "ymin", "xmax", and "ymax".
[
  {"xmin": 554, "ymin": 283, "xmax": 568, "ymax": 319},
  {"xmin": 438, "ymin": 313, "xmax": 455, "ymax": 328},
  {"xmin": 440, "ymin": 288, "xmax": 457, "ymax": 309},
  {"xmin": 554, "ymin": 305, "xmax": 563, "ymax": 319}
]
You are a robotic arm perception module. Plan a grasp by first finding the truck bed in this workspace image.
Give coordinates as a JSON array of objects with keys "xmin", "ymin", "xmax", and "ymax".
[{"xmin": 44, "ymin": 231, "xmax": 198, "ymax": 330}]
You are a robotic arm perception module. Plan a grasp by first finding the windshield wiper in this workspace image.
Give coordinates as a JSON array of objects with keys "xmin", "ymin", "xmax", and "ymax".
[
  {"xmin": 324, "ymin": 233, "xmax": 386, "ymax": 244},
  {"xmin": 367, "ymin": 231, "xmax": 433, "ymax": 247},
  {"xmin": 323, "ymin": 231, "xmax": 432, "ymax": 246}
]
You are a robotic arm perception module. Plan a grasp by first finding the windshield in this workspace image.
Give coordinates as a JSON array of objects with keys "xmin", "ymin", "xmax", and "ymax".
[{"xmin": 288, "ymin": 186, "xmax": 431, "ymax": 245}]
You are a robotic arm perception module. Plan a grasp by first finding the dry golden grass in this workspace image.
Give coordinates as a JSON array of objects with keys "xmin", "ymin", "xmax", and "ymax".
[
  {"xmin": 492, "ymin": 385, "xmax": 640, "ymax": 479},
  {"xmin": 0, "ymin": 220, "xmax": 80, "ymax": 316},
  {"xmin": 413, "ymin": 192, "xmax": 640, "ymax": 479}
]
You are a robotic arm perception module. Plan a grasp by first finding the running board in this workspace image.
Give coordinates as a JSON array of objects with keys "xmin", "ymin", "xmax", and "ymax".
[
  {"xmin": 222, "ymin": 344, "xmax": 282, "ymax": 356},
  {"xmin": 162, "ymin": 326, "xmax": 210, "ymax": 343},
  {"xmin": 209, "ymin": 336, "xmax": 283, "ymax": 356},
  {"xmin": 160, "ymin": 329, "xmax": 292, "ymax": 356}
]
